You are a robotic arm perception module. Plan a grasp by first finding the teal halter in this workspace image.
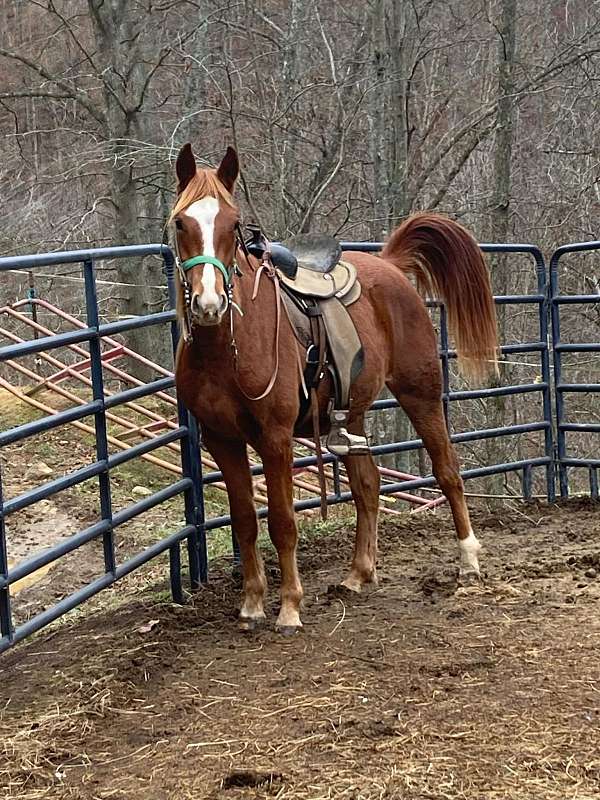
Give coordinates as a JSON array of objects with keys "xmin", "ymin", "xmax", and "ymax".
[{"xmin": 179, "ymin": 254, "xmax": 232, "ymax": 286}]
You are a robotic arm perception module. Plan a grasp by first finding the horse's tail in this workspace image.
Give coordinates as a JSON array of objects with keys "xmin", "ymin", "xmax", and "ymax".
[{"xmin": 382, "ymin": 212, "xmax": 498, "ymax": 381}]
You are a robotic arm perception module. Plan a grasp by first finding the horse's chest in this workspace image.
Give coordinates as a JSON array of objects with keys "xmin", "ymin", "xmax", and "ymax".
[
  {"xmin": 182, "ymin": 373, "xmax": 229, "ymax": 415},
  {"xmin": 176, "ymin": 363, "xmax": 246, "ymax": 432}
]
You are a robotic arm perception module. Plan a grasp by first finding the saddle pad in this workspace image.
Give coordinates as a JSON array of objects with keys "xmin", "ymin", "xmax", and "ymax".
[{"xmin": 278, "ymin": 260, "xmax": 357, "ymax": 299}]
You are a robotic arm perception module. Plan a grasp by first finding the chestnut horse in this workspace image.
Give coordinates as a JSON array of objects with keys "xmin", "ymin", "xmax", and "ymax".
[{"xmin": 172, "ymin": 144, "xmax": 497, "ymax": 633}]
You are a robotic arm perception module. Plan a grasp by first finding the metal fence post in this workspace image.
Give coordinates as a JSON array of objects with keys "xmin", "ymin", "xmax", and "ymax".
[
  {"xmin": 83, "ymin": 259, "xmax": 115, "ymax": 575},
  {"xmin": 0, "ymin": 469, "xmax": 12, "ymax": 645},
  {"xmin": 590, "ymin": 468, "xmax": 599, "ymax": 501},
  {"xmin": 439, "ymin": 303, "xmax": 451, "ymax": 430},
  {"xmin": 187, "ymin": 413, "xmax": 208, "ymax": 583},
  {"xmin": 522, "ymin": 464, "xmax": 533, "ymax": 501},
  {"xmin": 535, "ymin": 249, "xmax": 556, "ymax": 502},
  {"xmin": 549, "ymin": 242, "xmax": 600, "ymax": 498}
]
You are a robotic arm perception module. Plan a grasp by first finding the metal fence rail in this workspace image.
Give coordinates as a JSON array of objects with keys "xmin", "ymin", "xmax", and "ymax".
[
  {"xmin": 189, "ymin": 242, "xmax": 556, "ymax": 532},
  {"xmin": 1, "ymin": 237, "xmax": 598, "ymax": 653},
  {"xmin": 549, "ymin": 241, "xmax": 600, "ymax": 499},
  {"xmin": 0, "ymin": 246, "xmax": 205, "ymax": 654}
]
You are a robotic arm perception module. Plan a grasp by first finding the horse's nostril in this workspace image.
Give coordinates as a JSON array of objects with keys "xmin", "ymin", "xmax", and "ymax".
[
  {"xmin": 219, "ymin": 294, "xmax": 228, "ymax": 314},
  {"xmin": 190, "ymin": 294, "xmax": 202, "ymax": 316}
]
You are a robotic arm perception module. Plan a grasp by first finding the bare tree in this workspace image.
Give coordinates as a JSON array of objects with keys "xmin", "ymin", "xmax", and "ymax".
[{"xmin": 1, "ymin": 0, "xmax": 599, "ymax": 491}]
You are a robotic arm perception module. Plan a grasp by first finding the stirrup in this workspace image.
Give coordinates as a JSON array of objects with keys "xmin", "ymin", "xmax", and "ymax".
[{"xmin": 326, "ymin": 409, "xmax": 369, "ymax": 456}]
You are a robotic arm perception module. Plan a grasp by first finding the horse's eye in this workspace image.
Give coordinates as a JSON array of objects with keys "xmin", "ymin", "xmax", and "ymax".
[{"xmin": 175, "ymin": 219, "xmax": 183, "ymax": 230}]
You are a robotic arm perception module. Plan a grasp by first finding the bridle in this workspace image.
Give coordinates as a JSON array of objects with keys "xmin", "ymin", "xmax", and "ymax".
[
  {"xmin": 172, "ymin": 220, "xmax": 247, "ymax": 345},
  {"xmin": 172, "ymin": 215, "xmax": 286, "ymax": 403}
]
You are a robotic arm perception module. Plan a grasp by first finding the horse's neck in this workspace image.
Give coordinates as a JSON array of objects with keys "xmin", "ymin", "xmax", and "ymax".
[{"xmin": 233, "ymin": 254, "xmax": 273, "ymax": 334}]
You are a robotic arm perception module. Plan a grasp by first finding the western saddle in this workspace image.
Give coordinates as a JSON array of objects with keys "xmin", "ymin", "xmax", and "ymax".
[{"xmin": 246, "ymin": 226, "xmax": 369, "ymax": 456}]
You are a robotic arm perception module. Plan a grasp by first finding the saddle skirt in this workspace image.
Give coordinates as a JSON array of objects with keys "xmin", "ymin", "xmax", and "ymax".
[{"xmin": 274, "ymin": 235, "xmax": 364, "ymax": 426}]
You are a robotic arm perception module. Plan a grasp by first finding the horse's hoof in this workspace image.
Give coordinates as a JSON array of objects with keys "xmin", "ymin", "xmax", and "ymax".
[
  {"xmin": 276, "ymin": 624, "xmax": 302, "ymax": 636},
  {"xmin": 340, "ymin": 577, "xmax": 363, "ymax": 594},
  {"xmin": 458, "ymin": 570, "xmax": 482, "ymax": 588},
  {"xmin": 327, "ymin": 582, "xmax": 359, "ymax": 598},
  {"xmin": 239, "ymin": 615, "xmax": 265, "ymax": 632}
]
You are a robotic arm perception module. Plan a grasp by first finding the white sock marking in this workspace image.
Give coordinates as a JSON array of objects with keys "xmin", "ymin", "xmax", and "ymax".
[{"xmin": 458, "ymin": 530, "xmax": 481, "ymax": 576}]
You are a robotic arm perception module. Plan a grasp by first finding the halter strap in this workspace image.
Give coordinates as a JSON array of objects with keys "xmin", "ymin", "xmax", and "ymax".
[{"xmin": 180, "ymin": 255, "xmax": 232, "ymax": 286}]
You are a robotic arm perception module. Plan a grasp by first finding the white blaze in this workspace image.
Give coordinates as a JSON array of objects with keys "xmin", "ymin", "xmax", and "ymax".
[{"xmin": 186, "ymin": 197, "xmax": 221, "ymax": 314}]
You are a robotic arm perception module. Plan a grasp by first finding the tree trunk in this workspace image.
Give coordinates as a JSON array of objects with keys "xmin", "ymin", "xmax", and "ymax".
[
  {"xmin": 486, "ymin": 0, "xmax": 517, "ymax": 495},
  {"xmin": 88, "ymin": 0, "xmax": 168, "ymax": 378},
  {"xmin": 387, "ymin": 1, "xmax": 413, "ymax": 225},
  {"xmin": 369, "ymin": 0, "xmax": 389, "ymax": 242},
  {"xmin": 368, "ymin": 0, "xmax": 416, "ymax": 472},
  {"xmin": 276, "ymin": 0, "xmax": 303, "ymax": 236}
]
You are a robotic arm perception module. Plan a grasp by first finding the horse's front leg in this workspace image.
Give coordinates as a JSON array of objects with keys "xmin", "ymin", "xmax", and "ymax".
[
  {"xmin": 202, "ymin": 430, "xmax": 267, "ymax": 628},
  {"xmin": 260, "ymin": 437, "xmax": 303, "ymax": 633}
]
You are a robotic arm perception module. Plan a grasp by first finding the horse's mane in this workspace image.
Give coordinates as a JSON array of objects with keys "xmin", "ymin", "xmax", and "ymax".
[{"xmin": 170, "ymin": 168, "xmax": 236, "ymax": 220}]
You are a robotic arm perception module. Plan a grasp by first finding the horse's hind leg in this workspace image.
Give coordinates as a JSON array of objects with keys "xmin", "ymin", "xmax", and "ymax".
[
  {"xmin": 390, "ymin": 391, "xmax": 481, "ymax": 578},
  {"xmin": 340, "ymin": 416, "xmax": 381, "ymax": 592},
  {"xmin": 202, "ymin": 430, "xmax": 267, "ymax": 627}
]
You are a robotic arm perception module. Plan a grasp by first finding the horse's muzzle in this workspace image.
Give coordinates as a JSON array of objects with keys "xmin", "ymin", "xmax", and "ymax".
[{"xmin": 190, "ymin": 292, "xmax": 228, "ymax": 326}]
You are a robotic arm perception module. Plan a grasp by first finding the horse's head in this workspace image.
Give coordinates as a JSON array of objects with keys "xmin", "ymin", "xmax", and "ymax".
[{"xmin": 171, "ymin": 144, "xmax": 240, "ymax": 327}]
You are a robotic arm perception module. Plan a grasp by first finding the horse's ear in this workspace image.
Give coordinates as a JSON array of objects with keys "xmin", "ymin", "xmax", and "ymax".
[
  {"xmin": 176, "ymin": 143, "xmax": 196, "ymax": 192},
  {"xmin": 216, "ymin": 146, "xmax": 239, "ymax": 192}
]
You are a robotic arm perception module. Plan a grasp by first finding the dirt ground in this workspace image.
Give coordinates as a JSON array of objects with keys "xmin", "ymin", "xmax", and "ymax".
[{"xmin": 1, "ymin": 500, "xmax": 600, "ymax": 800}]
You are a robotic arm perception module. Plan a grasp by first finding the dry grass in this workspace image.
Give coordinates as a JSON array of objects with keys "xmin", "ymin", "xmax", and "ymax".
[{"xmin": 2, "ymin": 504, "xmax": 600, "ymax": 799}]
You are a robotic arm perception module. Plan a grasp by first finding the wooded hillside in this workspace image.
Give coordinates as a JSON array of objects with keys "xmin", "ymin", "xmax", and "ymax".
[{"xmin": 1, "ymin": 0, "xmax": 598, "ymax": 491}]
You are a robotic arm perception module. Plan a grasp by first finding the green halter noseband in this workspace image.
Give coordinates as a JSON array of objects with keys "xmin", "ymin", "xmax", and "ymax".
[{"xmin": 179, "ymin": 254, "xmax": 232, "ymax": 286}]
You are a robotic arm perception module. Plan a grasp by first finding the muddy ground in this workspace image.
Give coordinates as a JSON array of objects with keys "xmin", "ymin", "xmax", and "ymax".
[{"xmin": 1, "ymin": 500, "xmax": 600, "ymax": 800}]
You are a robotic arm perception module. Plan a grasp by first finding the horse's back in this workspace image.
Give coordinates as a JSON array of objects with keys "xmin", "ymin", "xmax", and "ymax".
[
  {"xmin": 343, "ymin": 250, "xmax": 442, "ymax": 400},
  {"xmin": 344, "ymin": 251, "xmax": 437, "ymax": 344}
]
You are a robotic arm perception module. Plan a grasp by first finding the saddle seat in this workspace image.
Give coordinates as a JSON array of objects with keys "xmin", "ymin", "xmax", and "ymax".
[
  {"xmin": 272, "ymin": 235, "xmax": 360, "ymax": 302},
  {"xmin": 272, "ymin": 234, "xmax": 342, "ymax": 278}
]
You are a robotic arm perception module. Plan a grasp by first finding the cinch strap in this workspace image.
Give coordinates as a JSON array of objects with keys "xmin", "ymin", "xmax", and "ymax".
[{"xmin": 180, "ymin": 255, "xmax": 231, "ymax": 285}]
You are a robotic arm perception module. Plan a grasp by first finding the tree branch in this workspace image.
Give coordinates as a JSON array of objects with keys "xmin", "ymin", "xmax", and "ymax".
[
  {"xmin": 0, "ymin": 90, "xmax": 73, "ymax": 101},
  {"xmin": 0, "ymin": 47, "xmax": 106, "ymax": 126},
  {"xmin": 429, "ymin": 121, "xmax": 496, "ymax": 211},
  {"xmin": 132, "ymin": 47, "xmax": 172, "ymax": 112},
  {"xmin": 409, "ymin": 44, "xmax": 600, "ymax": 208},
  {"xmin": 26, "ymin": 0, "xmax": 101, "ymax": 75}
]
